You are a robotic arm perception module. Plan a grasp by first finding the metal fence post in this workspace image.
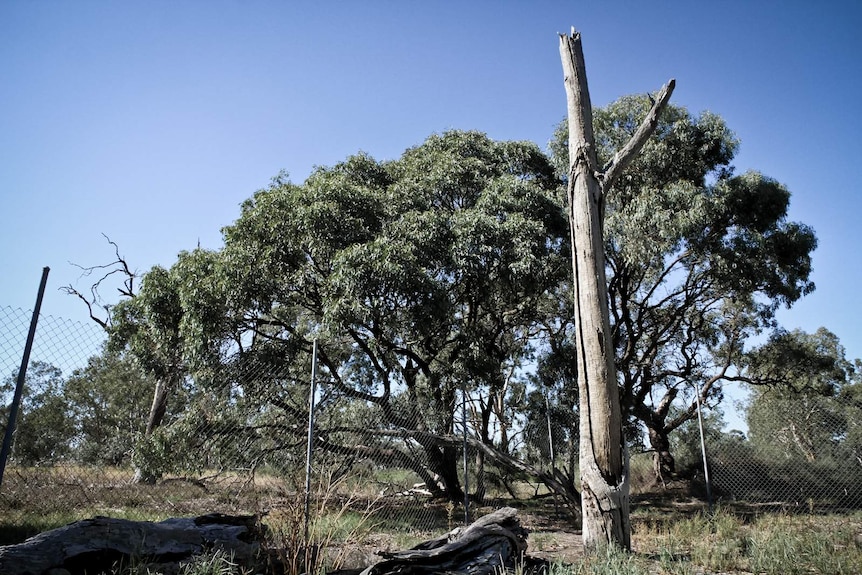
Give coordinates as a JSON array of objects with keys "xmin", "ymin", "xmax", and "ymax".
[
  {"xmin": 303, "ymin": 338, "xmax": 319, "ymax": 543},
  {"xmin": 462, "ymin": 380, "xmax": 469, "ymax": 524},
  {"xmin": 0, "ymin": 267, "xmax": 50, "ymax": 489},
  {"xmin": 694, "ymin": 387, "xmax": 713, "ymax": 511}
]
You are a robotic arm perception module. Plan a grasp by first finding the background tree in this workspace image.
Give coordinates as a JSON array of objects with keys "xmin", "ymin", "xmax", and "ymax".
[
  {"xmin": 63, "ymin": 348, "xmax": 158, "ymax": 466},
  {"xmin": 522, "ymin": 336, "xmax": 579, "ymax": 489},
  {"xmin": 0, "ymin": 361, "xmax": 73, "ymax": 465},
  {"xmin": 550, "ymin": 94, "xmax": 817, "ymax": 483},
  {"xmin": 61, "ymin": 236, "xmax": 188, "ymax": 482},
  {"xmin": 745, "ymin": 328, "xmax": 860, "ymax": 465},
  {"xmin": 119, "ymin": 131, "xmax": 572, "ymax": 504}
]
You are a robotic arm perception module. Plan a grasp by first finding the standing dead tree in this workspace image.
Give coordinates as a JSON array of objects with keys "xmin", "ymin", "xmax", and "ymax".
[{"xmin": 558, "ymin": 28, "xmax": 674, "ymax": 550}]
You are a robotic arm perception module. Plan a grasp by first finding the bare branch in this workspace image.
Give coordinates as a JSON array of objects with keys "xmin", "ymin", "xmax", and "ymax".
[
  {"xmin": 58, "ymin": 285, "xmax": 110, "ymax": 331},
  {"xmin": 61, "ymin": 234, "xmax": 138, "ymax": 331},
  {"xmin": 602, "ymin": 79, "xmax": 676, "ymax": 193}
]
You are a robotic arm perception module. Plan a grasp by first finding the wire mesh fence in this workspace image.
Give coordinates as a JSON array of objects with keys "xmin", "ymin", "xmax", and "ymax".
[{"xmin": 2, "ymin": 305, "xmax": 861, "ymax": 544}]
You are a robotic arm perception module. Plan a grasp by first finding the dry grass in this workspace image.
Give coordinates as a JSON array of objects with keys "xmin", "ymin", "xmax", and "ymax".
[{"xmin": 3, "ymin": 464, "xmax": 862, "ymax": 575}]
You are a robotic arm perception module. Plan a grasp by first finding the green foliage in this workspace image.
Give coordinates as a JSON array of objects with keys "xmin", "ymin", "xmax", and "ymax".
[
  {"xmin": 64, "ymin": 350, "xmax": 155, "ymax": 466},
  {"xmin": 549, "ymin": 95, "xmax": 817, "ymax": 469},
  {"xmin": 86, "ymin": 99, "xmax": 823, "ymax": 505},
  {"xmin": 740, "ymin": 328, "xmax": 862, "ymax": 500},
  {"xmin": 1, "ymin": 361, "xmax": 74, "ymax": 464},
  {"xmin": 187, "ymin": 130, "xmax": 567, "ymax": 499}
]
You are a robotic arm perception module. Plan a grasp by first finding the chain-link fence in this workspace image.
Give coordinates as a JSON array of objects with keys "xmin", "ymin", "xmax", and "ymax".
[{"xmin": 2, "ymin": 305, "xmax": 861, "ymax": 545}]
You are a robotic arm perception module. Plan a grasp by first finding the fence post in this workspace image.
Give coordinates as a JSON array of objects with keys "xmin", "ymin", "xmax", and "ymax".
[
  {"xmin": 303, "ymin": 338, "xmax": 319, "ymax": 543},
  {"xmin": 462, "ymin": 380, "xmax": 470, "ymax": 524},
  {"xmin": 545, "ymin": 395, "xmax": 555, "ymax": 468},
  {"xmin": 0, "ymin": 267, "xmax": 50, "ymax": 489},
  {"xmin": 694, "ymin": 387, "xmax": 713, "ymax": 511}
]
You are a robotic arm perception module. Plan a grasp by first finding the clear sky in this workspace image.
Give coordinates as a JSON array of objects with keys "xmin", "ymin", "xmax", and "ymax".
[{"xmin": 2, "ymin": 1, "xmax": 861, "ymax": 368}]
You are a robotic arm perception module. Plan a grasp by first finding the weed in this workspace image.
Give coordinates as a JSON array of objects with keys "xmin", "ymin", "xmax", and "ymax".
[
  {"xmin": 530, "ymin": 532, "xmax": 560, "ymax": 552},
  {"xmin": 179, "ymin": 549, "xmax": 253, "ymax": 575},
  {"xmin": 262, "ymin": 470, "xmax": 380, "ymax": 575}
]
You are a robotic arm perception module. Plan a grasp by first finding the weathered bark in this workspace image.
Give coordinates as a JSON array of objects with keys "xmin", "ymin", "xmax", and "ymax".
[
  {"xmin": 648, "ymin": 425, "xmax": 676, "ymax": 483},
  {"xmin": 0, "ymin": 507, "xmax": 540, "ymax": 575},
  {"xmin": 360, "ymin": 507, "xmax": 536, "ymax": 575},
  {"xmin": 559, "ymin": 28, "xmax": 674, "ymax": 551},
  {"xmin": 0, "ymin": 514, "xmax": 261, "ymax": 575}
]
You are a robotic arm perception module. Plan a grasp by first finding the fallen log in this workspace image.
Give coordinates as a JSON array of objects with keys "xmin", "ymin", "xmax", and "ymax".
[
  {"xmin": 0, "ymin": 513, "xmax": 261, "ymax": 575},
  {"xmin": 360, "ymin": 507, "xmax": 545, "ymax": 575},
  {"xmin": 0, "ymin": 507, "xmax": 546, "ymax": 575}
]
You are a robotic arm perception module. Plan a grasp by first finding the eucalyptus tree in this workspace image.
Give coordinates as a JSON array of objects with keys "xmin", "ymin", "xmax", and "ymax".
[
  {"xmin": 190, "ymin": 130, "xmax": 572, "ymax": 502},
  {"xmin": 64, "ymin": 349, "xmax": 157, "ymax": 466},
  {"xmin": 745, "ymin": 328, "xmax": 861, "ymax": 466},
  {"xmin": 0, "ymin": 361, "xmax": 73, "ymax": 464},
  {"xmin": 550, "ymin": 93, "xmax": 817, "ymax": 484},
  {"xmin": 62, "ymin": 237, "xmax": 198, "ymax": 482},
  {"xmin": 107, "ymin": 248, "xmax": 221, "ymax": 481}
]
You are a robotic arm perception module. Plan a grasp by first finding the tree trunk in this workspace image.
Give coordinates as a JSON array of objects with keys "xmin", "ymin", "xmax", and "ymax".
[
  {"xmin": 558, "ymin": 28, "xmax": 674, "ymax": 551},
  {"xmin": 133, "ymin": 374, "xmax": 174, "ymax": 484},
  {"xmin": 643, "ymin": 388, "xmax": 679, "ymax": 485},
  {"xmin": 474, "ymin": 449, "xmax": 487, "ymax": 504},
  {"xmin": 428, "ymin": 444, "xmax": 464, "ymax": 502},
  {"xmin": 648, "ymin": 424, "xmax": 676, "ymax": 484},
  {"xmin": 0, "ymin": 514, "xmax": 261, "ymax": 575}
]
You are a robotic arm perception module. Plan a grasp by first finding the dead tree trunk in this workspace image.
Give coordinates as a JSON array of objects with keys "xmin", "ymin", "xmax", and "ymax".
[{"xmin": 558, "ymin": 28, "xmax": 674, "ymax": 551}]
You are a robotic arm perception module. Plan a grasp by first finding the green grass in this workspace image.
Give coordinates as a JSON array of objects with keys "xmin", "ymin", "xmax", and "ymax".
[
  {"xmin": 746, "ymin": 513, "xmax": 862, "ymax": 575},
  {"xmin": 4, "ymin": 464, "xmax": 862, "ymax": 574},
  {"xmin": 627, "ymin": 507, "xmax": 862, "ymax": 575}
]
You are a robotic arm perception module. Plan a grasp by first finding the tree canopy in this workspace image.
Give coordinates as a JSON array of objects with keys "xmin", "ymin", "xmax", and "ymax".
[
  {"xmin": 745, "ymin": 328, "xmax": 861, "ymax": 465},
  {"xmin": 100, "ymin": 130, "xmax": 572, "ymax": 502},
  {"xmin": 64, "ymin": 98, "xmax": 826, "ymax": 514},
  {"xmin": 549, "ymin": 95, "xmax": 817, "ymax": 479}
]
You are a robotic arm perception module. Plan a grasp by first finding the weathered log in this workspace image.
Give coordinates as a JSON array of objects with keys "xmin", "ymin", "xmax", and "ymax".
[
  {"xmin": 359, "ymin": 507, "xmax": 544, "ymax": 575},
  {"xmin": 0, "ymin": 513, "xmax": 261, "ymax": 575},
  {"xmin": 0, "ymin": 508, "xmax": 545, "ymax": 575}
]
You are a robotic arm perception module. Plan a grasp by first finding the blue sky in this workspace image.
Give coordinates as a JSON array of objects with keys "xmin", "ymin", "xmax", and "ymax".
[{"xmin": 2, "ymin": 1, "xmax": 861, "ymax": 370}]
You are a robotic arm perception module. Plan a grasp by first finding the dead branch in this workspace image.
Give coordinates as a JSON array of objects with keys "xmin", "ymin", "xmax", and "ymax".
[{"xmin": 60, "ymin": 234, "xmax": 137, "ymax": 330}]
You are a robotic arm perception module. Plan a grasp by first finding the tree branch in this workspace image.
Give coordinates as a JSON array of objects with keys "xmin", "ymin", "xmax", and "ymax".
[
  {"xmin": 60, "ymin": 234, "xmax": 137, "ymax": 330},
  {"xmin": 602, "ymin": 79, "xmax": 676, "ymax": 193}
]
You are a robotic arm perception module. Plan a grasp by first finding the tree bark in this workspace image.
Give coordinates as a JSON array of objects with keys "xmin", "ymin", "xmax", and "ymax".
[
  {"xmin": 648, "ymin": 424, "xmax": 676, "ymax": 484},
  {"xmin": 643, "ymin": 388, "xmax": 679, "ymax": 484},
  {"xmin": 360, "ymin": 507, "xmax": 533, "ymax": 575},
  {"xmin": 0, "ymin": 508, "xmax": 541, "ymax": 575},
  {"xmin": 558, "ymin": 28, "xmax": 674, "ymax": 551},
  {"xmin": 0, "ymin": 514, "xmax": 261, "ymax": 575},
  {"xmin": 132, "ymin": 373, "xmax": 175, "ymax": 484}
]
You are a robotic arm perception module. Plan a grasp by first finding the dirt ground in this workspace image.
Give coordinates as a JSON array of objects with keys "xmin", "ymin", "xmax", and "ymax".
[
  {"xmin": 327, "ymin": 505, "xmax": 585, "ymax": 570},
  {"xmin": 516, "ymin": 509, "xmax": 584, "ymax": 564}
]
